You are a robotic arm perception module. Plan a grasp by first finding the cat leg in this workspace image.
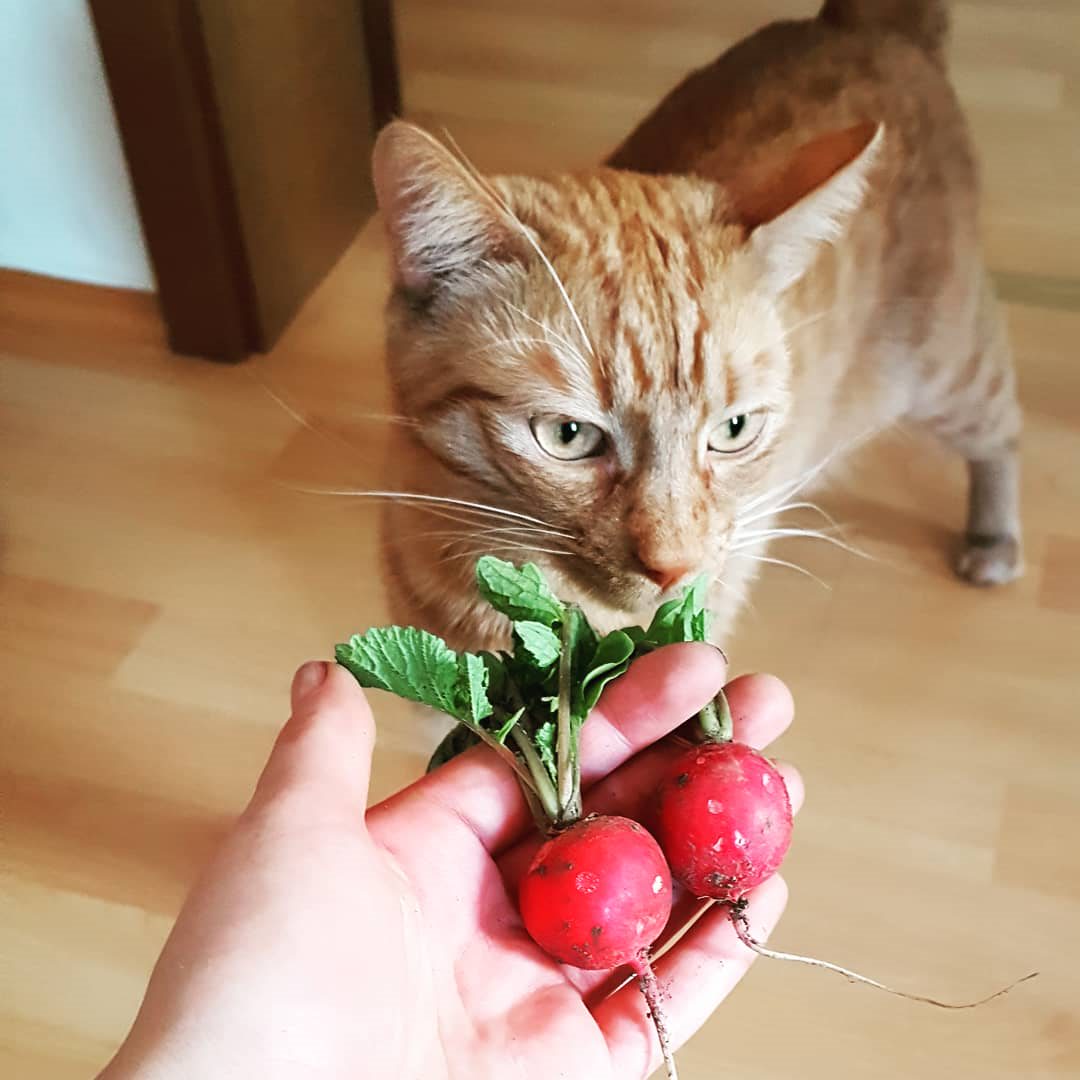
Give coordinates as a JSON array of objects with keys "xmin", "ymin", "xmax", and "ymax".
[
  {"xmin": 919, "ymin": 282, "xmax": 1023, "ymax": 586},
  {"xmin": 958, "ymin": 455, "xmax": 1022, "ymax": 586}
]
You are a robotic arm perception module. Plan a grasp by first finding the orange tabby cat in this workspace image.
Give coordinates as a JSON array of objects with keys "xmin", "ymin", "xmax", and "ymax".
[{"xmin": 371, "ymin": 0, "xmax": 1021, "ymax": 650}]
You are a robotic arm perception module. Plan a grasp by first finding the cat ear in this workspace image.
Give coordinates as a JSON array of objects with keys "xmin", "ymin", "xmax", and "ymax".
[
  {"xmin": 729, "ymin": 122, "xmax": 884, "ymax": 293},
  {"xmin": 371, "ymin": 121, "xmax": 524, "ymax": 297}
]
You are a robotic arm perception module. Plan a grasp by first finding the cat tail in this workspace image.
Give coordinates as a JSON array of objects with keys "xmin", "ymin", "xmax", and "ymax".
[{"xmin": 819, "ymin": 0, "xmax": 950, "ymax": 59}]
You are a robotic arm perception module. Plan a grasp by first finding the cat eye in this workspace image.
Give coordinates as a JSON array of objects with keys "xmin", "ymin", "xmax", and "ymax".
[
  {"xmin": 530, "ymin": 416, "xmax": 606, "ymax": 461},
  {"xmin": 708, "ymin": 411, "xmax": 766, "ymax": 454}
]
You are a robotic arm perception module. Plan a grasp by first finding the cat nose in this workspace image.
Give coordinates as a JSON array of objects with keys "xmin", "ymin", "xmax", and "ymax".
[{"xmin": 639, "ymin": 561, "xmax": 693, "ymax": 592}]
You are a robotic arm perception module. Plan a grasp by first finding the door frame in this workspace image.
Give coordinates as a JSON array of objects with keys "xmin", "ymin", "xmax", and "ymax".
[{"xmin": 89, "ymin": 0, "xmax": 401, "ymax": 362}]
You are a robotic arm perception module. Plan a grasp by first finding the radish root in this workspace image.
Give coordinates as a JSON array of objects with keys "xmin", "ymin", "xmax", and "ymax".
[
  {"xmin": 729, "ymin": 904, "xmax": 1038, "ymax": 1010},
  {"xmin": 634, "ymin": 957, "xmax": 679, "ymax": 1080}
]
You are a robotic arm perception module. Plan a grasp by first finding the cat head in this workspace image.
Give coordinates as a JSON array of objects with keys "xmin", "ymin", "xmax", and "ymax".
[{"xmin": 372, "ymin": 120, "xmax": 881, "ymax": 616}]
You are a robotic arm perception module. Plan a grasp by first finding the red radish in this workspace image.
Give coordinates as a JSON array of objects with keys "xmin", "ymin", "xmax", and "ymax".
[
  {"xmin": 519, "ymin": 815, "xmax": 672, "ymax": 971},
  {"xmin": 654, "ymin": 741, "xmax": 792, "ymax": 901}
]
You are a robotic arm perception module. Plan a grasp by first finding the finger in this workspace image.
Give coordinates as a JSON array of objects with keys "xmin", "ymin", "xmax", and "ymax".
[
  {"xmin": 578, "ymin": 643, "xmax": 726, "ymax": 786},
  {"xmin": 776, "ymin": 761, "xmax": 804, "ymax": 817},
  {"xmin": 249, "ymin": 662, "xmax": 376, "ymax": 820},
  {"xmin": 498, "ymin": 673, "xmax": 797, "ymax": 891},
  {"xmin": 595, "ymin": 875, "xmax": 789, "ymax": 1080},
  {"xmin": 371, "ymin": 643, "xmax": 727, "ymax": 855},
  {"xmin": 722, "ymin": 672, "xmax": 795, "ymax": 749}
]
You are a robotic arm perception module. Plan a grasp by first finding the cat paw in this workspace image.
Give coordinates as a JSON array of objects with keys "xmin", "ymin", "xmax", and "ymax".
[{"xmin": 955, "ymin": 533, "xmax": 1023, "ymax": 587}]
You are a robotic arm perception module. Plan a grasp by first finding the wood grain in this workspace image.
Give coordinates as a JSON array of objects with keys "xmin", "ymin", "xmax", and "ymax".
[{"xmin": 2, "ymin": 2, "xmax": 1078, "ymax": 1078}]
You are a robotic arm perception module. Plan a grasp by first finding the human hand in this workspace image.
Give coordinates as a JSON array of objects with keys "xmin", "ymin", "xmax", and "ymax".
[{"xmin": 99, "ymin": 644, "xmax": 800, "ymax": 1080}]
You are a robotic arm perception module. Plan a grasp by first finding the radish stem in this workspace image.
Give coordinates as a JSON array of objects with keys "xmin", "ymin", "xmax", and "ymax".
[
  {"xmin": 696, "ymin": 687, "xmax": 734, "ymax": 743},
  {"xmin": 508, "ymin": 724, "xmax": 560, "ymax": 823},
  {"xmin": 555, "ymin": 612, "xmax": 581, "ymax": 823}
]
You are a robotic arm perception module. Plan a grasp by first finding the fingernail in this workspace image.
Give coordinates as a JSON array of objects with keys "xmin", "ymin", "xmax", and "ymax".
[
  {"xmin": 709, "ymin": 643, "xmax": 729, "ymax": 665},
  {"xmin": 292, "ymin": 660, "xmax": 328, "ymax": 704}
]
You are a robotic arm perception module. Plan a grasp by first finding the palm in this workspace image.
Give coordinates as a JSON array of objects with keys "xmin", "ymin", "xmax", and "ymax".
[{"xmin": 366, "ymin": 802, "xmax": 615, "ymax": 1079}]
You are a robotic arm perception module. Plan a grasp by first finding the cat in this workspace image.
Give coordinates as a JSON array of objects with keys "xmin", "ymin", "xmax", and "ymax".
[{"xmin": 369, "ymin": 0, "xmax": 1022, "ymax": 652}]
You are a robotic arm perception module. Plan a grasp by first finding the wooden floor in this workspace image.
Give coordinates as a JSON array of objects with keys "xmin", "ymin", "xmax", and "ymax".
[{"xmin": 2, "ymin": 2, "xmax": 1078, "ymax": 1077}]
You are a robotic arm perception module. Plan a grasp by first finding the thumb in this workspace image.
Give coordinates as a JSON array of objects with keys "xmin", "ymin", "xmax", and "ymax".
[{"xmin": 250, "ymin": 661, "xmax": 377, "ymax": 815}]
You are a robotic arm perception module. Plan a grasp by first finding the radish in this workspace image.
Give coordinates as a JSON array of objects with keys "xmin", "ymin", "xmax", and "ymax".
[
  {"xmin": 519, "ymin": 815, "xmax": 671, "ymax": 970},
  {"xmin": 649, "ymin": 687, "xmax": 793, "ymax": 902},
  {"xmin": 654, "ymin": 740, "xmax": 792, "ymax": 902}
]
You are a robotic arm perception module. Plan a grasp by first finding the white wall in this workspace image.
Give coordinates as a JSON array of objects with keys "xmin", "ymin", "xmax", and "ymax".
[{"xmin": 0, "ymin": 0, "xmax": 154, "ymax": 289}]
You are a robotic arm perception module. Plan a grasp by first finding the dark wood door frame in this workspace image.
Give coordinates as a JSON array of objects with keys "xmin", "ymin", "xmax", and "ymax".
[
  {"xmin": 362, "ymin": 1, "xmax": 403, "ymax": 133},
  {"xmin": 90, "ymin": 1, "xmax": 401, "ymax": 363}
]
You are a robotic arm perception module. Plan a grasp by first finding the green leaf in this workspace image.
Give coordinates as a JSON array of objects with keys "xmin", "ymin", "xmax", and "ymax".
[
  {"xmin": 566, "ymin": 605, "xmax": 598, "ymax": 668},
  {"xmin": 686, "ymin": 577, "xmax": 711, "ymax": 642},
  {"xmin": 494, "ymin": 707, "xmax": 525, "ymax": 744},
  {"xmin": 336, "ymin": 626, "xmax": 466, "ymax": 718},
  {"xmin": 457, "ymin": 652, "xmax": 494, "ymax": 726},
  {"xmin": 643, "ymin": 595, "xmax": 684, "ymax": 647},
  {"xmin": 579, "ymin": 630, "xmax": 636, "ymax": 713},
  {"xmin": 534, "ymin": 720, "xmax": 558, "ymax": 785},
  {"xmin": 513, "ymin": 621, "xmax": 561, "ymax": 670},
  {"xmin": 475, "ymin": 556, "xmax": 564, "ymax": 627},
  {"xmin": 336, "ymin": 627, "xmax": 496, "ymax": 727},
  {"xmin": 642, "ymin": 576, "xmax": 710, "ymax": 647}
]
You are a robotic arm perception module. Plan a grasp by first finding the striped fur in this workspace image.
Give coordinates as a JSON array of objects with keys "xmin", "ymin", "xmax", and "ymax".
[{"xmin": 372, "ymin": 1, "xmax": 1022, "ymax": 650}]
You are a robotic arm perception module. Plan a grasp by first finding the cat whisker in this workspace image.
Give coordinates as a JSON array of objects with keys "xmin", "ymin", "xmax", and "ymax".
[
  {"xmin": 713, "ymin": 575, "xmax": 754, "ymax": 611},
  {"xmin": 438, "ymin": 127, "xmax": 596, "ymax": 359},
  {"xmin": 356, "ymin": 494, "xmax": 574, "ymax": 538},
  {"xmin": 735, "ymin": 500, "xmax": 840, "ymax": 530},
  {"xmin": 250, "ymin": 369, "xmax": 343, "ymax": 445},
  {"xmin": 464, "ymin": 335, "xmax": 564, "ymax": 359},
  {"xmin": 730, "ymin": 552, "xmax": 832, "ymax": 591},
  {"xmin": 248, "ymin": 367, "xmax": 417, "ymax": 442},
  {"xmin": 414, "ymin": 524, "xmax": 577, "ymax": 546},
  {"xmin": 283, "ymin": 485, "xmax": 577, "ymax": 535},
  {"xmin": 416, "ymin": 524, "xmax": 570, "ymax": 539},
  {"xmin": 503, "ymin": 303, "xmax": 592, "ymax": 371},
  {"xmin": 383, "ymin": 501, "xmax": 535, "ymax": 537},
  {"xmin": 779, "ymin": 307, "xmax": 832, "ymax": 340},
  {"xmin": 739, "ymin": 455, "xmax": 837, "ymax": 517},
  {"xmin": 733, "ymin": 526, "xmax": 836, "ymax": 543},
  {"xmin": 730, "ymin": 527, "xmax": 874, "ymax": 562},
  {"xmin": 730, "ymin": 308, "xmax": 831, "ymax": 368},
  {"xmin": 739, "ymin": 426, "xmax": 879, "ymax": 517},
  {"xmin": 350, "ymin": 413, "xmax": 420, "ymax": 427},
  {"xmin": 439, "ymin": 541, "xmax": 576, "ymax": 567}
]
